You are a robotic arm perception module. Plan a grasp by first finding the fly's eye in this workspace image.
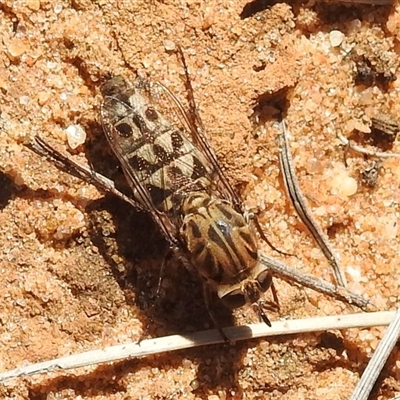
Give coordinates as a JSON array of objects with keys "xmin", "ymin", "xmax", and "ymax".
[
  {"xmin": 116, "ymin": 122, "xmax": 133, "ymax": 137},
  {"xmin": 221, "ymin": 290, "xmax": 246, "ymax": 309},
  {"xmin": 256, "ymin": 269, "xmax": 272, "ymax": 292},
  {"xmin": 145, "ymin": 106, "xmax": 158, "ymax": 121}
]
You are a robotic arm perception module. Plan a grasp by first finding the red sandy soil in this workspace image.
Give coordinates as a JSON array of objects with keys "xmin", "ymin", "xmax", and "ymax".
[{"xmin": 0, "ymin": 1, "xmax": 399, "ymax": 399}]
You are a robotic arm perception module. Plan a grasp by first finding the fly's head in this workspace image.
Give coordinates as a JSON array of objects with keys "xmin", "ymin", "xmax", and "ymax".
[
  {"xmin": 180, "ymin": 192, "xmax": 273, "ymax": 323},
  {"xmin": 217, "ymin": 262, "xmax": 273, "ymax": 326}
]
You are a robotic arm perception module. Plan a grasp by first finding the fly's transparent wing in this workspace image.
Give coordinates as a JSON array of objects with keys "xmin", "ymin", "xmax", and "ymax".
[
  {"xmin": 157, "ymin": 82, "xmax": 242, "ymax": 208},
  {"xmin": 174, "ymin": 46, "xmax": 243, "ymax": 209},
  {"xmin": 100, "ymin": 75, "xmax": 219, "ymax": 244},
  {"xmin": 103, "ymin": 71, "xmax": 242, "ymax": 210}
]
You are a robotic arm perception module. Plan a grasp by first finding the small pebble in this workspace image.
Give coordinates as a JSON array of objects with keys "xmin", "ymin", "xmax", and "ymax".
[
  {"xmin": 202, "ymin": 13, "xmax": 214, "ymax": 30},
  {"xmin": 332, "ymin": 173, "xmax": 358, "ymax": 197},
  {"xmin": 54, "ymin": 3, "xmax": 63, "ymax": 14},
  {"xmin": 354, "ymin": 120, "xmax": 371, "ymax": 134},
  {"xmin": 190, "ymin": 379, "xmax": 200, "ymax": 390},
  {"xmin": 66, "ymin": 124, "xmax": 86, "ymax": 149},
  {"xmin": 19, "ymin": 96, "xmax": 30, "ymax": 105},
  {"xmin": 6, "ymin": 38, "xmax": 30, "ymax": 60},
  {"xmin": 164, "ymin": 40, "xmax": 176, "ymax": 52},
  {"xmin": 329, "ymin": 30, "xmax": 344, "ymax": 47},
  {"xmin": 37, "ymin": 91, "xmax": 50, "ymax": 105},
  {"xmin": 342, "ymin": 176, "xmax": 358, "ymax": 197},
  {"xmin": 27, "ymin": 0, "xmax": 41, "ymax": 11}
]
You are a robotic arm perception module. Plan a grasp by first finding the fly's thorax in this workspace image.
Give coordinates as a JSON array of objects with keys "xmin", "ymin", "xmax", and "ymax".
[{"xmin": 179, "ymin": 192, "xmax": 260, "ymax": 290}]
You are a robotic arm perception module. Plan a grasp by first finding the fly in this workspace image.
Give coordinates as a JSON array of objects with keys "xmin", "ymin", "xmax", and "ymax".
[
  {"xmin": 99, "ymin": 47, "xmax": 277, "ymax": 330},
  {"xmin": 28, "ymin": 46, "xmax": 281, "ymax": 337}
]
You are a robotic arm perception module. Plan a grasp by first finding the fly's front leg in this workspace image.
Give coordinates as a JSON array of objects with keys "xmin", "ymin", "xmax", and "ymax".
[
  {"xmin": 246, "ymin": 211, "xmax": 293, "ymax": 257},
  {"xmin": 154, "ymin": 247, "xmax": 180, "ymax": 306},
  {"xmin": 202, "ymin": 285, "xmax": 230, "ymax": 342},
  {"xmin": 270, "ymin": 279, "xmax": 280, "ymax": 310},
  {"xmin": 254, "ymin": 280, "xmax": 280, "ymax": 325}
]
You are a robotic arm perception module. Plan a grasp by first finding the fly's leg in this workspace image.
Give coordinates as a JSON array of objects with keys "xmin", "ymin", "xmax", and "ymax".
[
  {"xmin": 136, "ymin": 250, "xmax": 172, "ymax": 344},
  {"xmin": 26, "ymin": 137, "xmax": 144, "ymax": 212},
  {"xmin": 175, "ymin": 45, "xmax": 206, "ymax": 133},
  {"xmin": 270, "ymin": 279, "xmax": 280, "ymax": 309},
  {"xmin": 202, "ymin": 285, "xmax": 229, "ymax": 342},
  {"xmin": 249, "ymin": 213, "xmax": 294, "ymax": 257},
  {"xmin": 253, "ymin": 279, "xmax": 280, "ymax": 326},
  {"xmin": 154, "ymin": 249, "xmax": 177, "ymax": 306}
]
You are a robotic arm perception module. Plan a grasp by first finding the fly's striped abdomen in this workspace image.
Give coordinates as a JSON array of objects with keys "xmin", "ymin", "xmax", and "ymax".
[{"xmin": 101, "ymin": 76, "xmax": 216, "ymax": 214}]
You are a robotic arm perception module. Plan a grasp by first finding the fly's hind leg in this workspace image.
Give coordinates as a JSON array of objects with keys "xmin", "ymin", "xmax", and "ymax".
[
  {"xmin": 154, "ymin": 248, "xmax": 177, "ymax": 307},
  {"xmin": 27, "ymin": 137, "xmax": 144, "ymax": 212},
  {"xmin": 175, "ymin": 45, "xmax": 206, "ymax": 132},
  {"xmin": 138, "ymin": 249, "xmax": 175, "ymax": 343}
]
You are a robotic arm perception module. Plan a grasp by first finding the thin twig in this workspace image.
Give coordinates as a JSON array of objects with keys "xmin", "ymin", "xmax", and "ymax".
[
  {"xmin": 259, "ymin": 253, "xmax": 371, "ymax": 309},
  {"xmin": 0, "ymin": 311, "xmax": 395, "ymax": 383},
  {"xmin": 349, "ymin": 307, "xmax": 400, "ymax": 400},
  {"xmin": 278, "ymin": 120, "xmax": 347, "ymax": 287},
  {"xmin": 337, "ymin": 132, "xmax": 400, "ymax": 159}
]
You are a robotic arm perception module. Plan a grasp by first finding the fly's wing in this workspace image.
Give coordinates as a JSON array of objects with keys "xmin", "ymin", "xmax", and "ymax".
[
  {"xmin": 100, "ymin": 76, "xmax": 181, "ymax": 247},
  {"xmin": 154, "ymin": 81, "xmax": 243, "ymax": 213},
  {"xmin": 100, "ymin": 75, "xmax": 217, "ymax": 246},
  {"xmin": 138, "ymin": 79, "xmax": 241, "ymax": 209}
]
